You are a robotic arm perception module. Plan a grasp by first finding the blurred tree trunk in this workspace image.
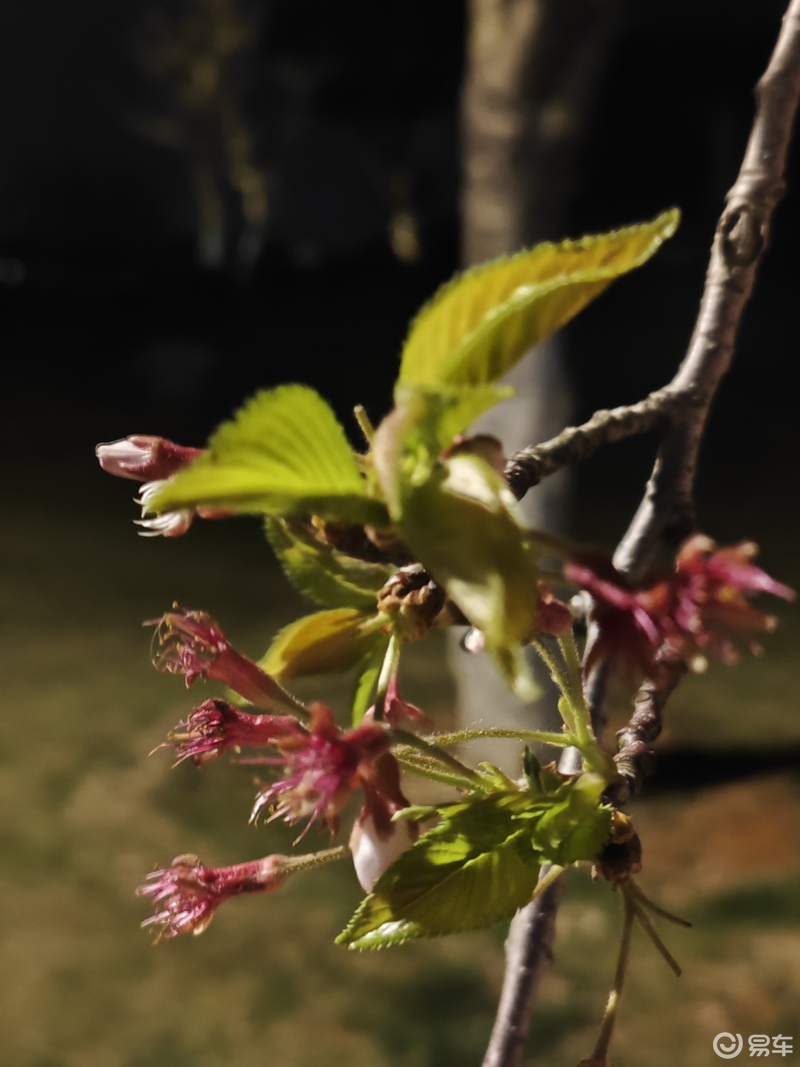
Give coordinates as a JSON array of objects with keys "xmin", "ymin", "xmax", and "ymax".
[{"xmin": 450, "ymin": 0, "xmax": 621, "ymax": 768}]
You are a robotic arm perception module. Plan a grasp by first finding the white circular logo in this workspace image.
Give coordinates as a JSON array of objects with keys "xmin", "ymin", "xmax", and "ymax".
[{"xmin": 713, "ymin": 1033, "xmax": 743, "ymax": 1059}]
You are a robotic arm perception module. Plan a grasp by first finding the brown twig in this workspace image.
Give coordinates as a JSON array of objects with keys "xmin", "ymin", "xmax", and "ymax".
[
  {"xmin": 505, "ymin": 389, "xmax": 675, "ymax": 498},
  {"xmin": 609, "ymin": 651, "xmax": 687, "ymax": 807},
  {"xmin": 614, "ymin": 0, "xmax": 800, "ymax": 577},
  {"xmin": 484, "ymin": 3, "xmax": 800, "ymax": 1064}
]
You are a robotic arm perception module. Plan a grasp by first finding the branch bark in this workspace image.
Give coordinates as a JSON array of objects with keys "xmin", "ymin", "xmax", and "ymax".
[
  {"xmin": 505, "ymin": 390, "xmax": 674, "ymax": 498},
  {"xmin": 484, "ymin": 2, "xmax": 800, "ymax": 1064},
  {"xmin": 615, "ymin": 0, "xmax": 800, "ymax": 577},
  {"xmin": 608, "ymin": 651, "xmax": 686, "ymax": 807}
]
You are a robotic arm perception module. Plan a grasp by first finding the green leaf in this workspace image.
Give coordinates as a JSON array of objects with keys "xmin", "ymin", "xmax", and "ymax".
[
  {"xmin": 337, "ymin": 779, "xmax": 614, "ymax": 949},
  {"xmin": 392, "ymin": 804, "xmax": 440, "ymax": 822},
  {"xmin": 528, "ymin": 773, "xmax": 613, "ymax": 866},
  {"xmin": 261, "ymin": 608, "xmax": 386, "ymax": 682},
  {"xmin": 149, "ymin": 385, "xmax": 389, "ymax": 525},
  {"xmin": 265, "ymin": 517, "xmax": 393, "ymax": 611},
  {"xmin": 398, "ymin": 453, "xmax": 540, "ymax": 699},
  {"xmin": 394, "ymin": 382, "xmax": 515, "ymax": 458},
  {"xmin": 337, "ymin": 792, "xmax": 542, "ymax": 948},
  {"xmin": 350, "ymin": 633, "xmax": 391, "ymax": 724},
  {"xmin": 398, "ymin": 210, "xmax": 679, "ymax": 388}
]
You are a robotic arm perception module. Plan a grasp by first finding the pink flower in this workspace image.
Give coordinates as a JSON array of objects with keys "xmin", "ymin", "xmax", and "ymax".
[
  {"xmin": 149, "ymin": 608, "xmax": 298, "ymax": 712},
  {"xmin": 250, "ymin": 702, "xmax": 393, "ymax": 836},
  {"xmin": 157, "ymin": 697, "xmax": 306, "ymax": 766},
  {"xmin": 138, "ymin": 852, "xmax": 289, "ymax": 940},
  {"xmin": 665, "ymin": 535, "xmax": 795, "ymax": 664},
  {"xmin": 96, "ymin": 435, "xmax": 203, "ymax": 481},
  {"xmin": 564, "ymin": 558, "xmax": 666, "ymax": 680},
  {"xmin": 565, "ymin": 536, "xmax": 794, "ymax": 678}
]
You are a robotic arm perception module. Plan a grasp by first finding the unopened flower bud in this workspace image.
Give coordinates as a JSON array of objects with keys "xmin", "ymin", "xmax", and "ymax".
[
  {"xmin": 96, "ymin": 435, "xmax": 202, "ymax": 482},
  {"xmin": 349, "ymin": 812, "xmax": 416, "ymax": 891},
  {"xmin": 531, "ymin": 584, "xmax": 573, "ymax": 636}
]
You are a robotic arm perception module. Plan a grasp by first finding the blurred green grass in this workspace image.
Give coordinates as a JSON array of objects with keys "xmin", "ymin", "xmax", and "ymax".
[{"xmin": 1, "ymin": 463, "xmax": 798, "ymax": 1067}]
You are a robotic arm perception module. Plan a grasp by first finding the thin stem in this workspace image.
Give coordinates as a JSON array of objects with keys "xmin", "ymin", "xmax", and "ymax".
[
  {"xmin": 277, "ymin": 691, "xmax": 312, "ymax": 722},
  {"xmin": 532, "ymin": 637, "xmax": 616, "ymax": 781},
  {"xmin": 427, "ymin": 727, "xmax": 576, "ymax": 748},
  {"xmin": 530, "ymin": 864, "xmax": 564, "ymax": 900},
  {"xmin": 630, "ymin": 897, "xmax": 682, "ymax": 978},
  {"xmin": 391, "ymin": 727, "xmax": 484, "ymax": 785},
  {"xmin": 529, "ymin": 637, "xmax": 573, "ymax": 724},
  {"xmin": 628, "ymin": 882, "xmax": 692, "ymax": 928},
  {"xmin": 284, "ymin": 845, "xmax": 350, "ymax": 874},
  {"xmin": 353, "ymin": 404, "xmax": 376, "ymax": 446},
  {"xmin": 557, "ymin": 632, "xmax": 584, "ymax": 713},
  {"xmin": 556, "ymin": 631, "xmax": 618, "ymax": 782},
  {"xmin": 557, "ymin": 631, "xmax": 593, "ymax": 743},
  {"xmin": 395, "ymin": 752, "xmax": 480, "ymax": 790},
  {"xmin": 589, "ymin": 890, "xmax": 636, "ymax": 1065}
]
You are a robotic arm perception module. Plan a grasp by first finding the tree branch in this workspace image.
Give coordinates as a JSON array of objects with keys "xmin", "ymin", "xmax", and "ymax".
[
  {"xmin": 505, "ymin": 388, "xmax": 674, "ymax": 498},
  {"xmin": 507, "ymin": 0, "xmax": 800, "ymax": 527},
  {"xmin": 484, "ymin": 3, "xmax": 800, "ymax": 1063},
  {"xmin": 615, "ymin": 0, "xmax": 800, "ymax": 577},
  {"xmin": 482, "ymin": 879, "xmax": 566, "ymax": 1067},
  {"xmin": 608, "ymin": 651, "xmax": 687, "ymax": 807}
]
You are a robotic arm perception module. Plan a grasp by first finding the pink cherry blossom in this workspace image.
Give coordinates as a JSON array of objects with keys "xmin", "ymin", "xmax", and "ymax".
[
  {"xmin": 157, "ymin": 697, "xmax": 305, "ymax": 766},
  {"xmin": 250, "ymin": 702, "xmax": 394, "ymax": 836},
  {"xmin": 149, "ymin": 608, "xmax": 297, "ymax": 711},
  {"xmin": 138, "ymin": 853, "xmax": 289, "ymax": 940}
]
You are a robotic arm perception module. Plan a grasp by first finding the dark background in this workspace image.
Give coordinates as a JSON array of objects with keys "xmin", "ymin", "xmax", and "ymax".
[{"xmin": 1, "ymin": 0, "xmax": 797, "ymax": 511}]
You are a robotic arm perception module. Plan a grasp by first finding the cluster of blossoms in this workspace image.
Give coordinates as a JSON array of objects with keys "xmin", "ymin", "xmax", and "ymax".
[
  {"xmin": 98, "ymin": 434, "xmax": 793, "ymax": 943},
  {"xmin": 139, "ymin": 605, "xmax": 415, "ymax": 938},
  {"xmin": 565, "ymin": 535, "xmax": 795, "ymax": 680}
]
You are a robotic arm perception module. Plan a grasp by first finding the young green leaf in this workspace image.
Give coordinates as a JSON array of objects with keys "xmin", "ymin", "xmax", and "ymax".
[
  {"xmin": 265, "ymin": 516, "xmax": 393, "ymax": 611},
  {"xmin": 261, "ymin": 608, "xmax": 387, "ymax": 682},
  {"xmin": 149, "ymin": 385, "xmax": 389, "ymax": 525},
  {"xmin": 526, "ymin": 773, "xmax": 613, "ymax": 866},
  {"xmin": 337, "ymin": 792, "xmax": 543, "ymax": 948},
  {"xmin": 393, "ymin": 382, "xmax": 515, "ymax": 458},
  {"xmin": 337, "ymin": 779, "xmax": 614, "ymax": 949},
  {"xmin": 398, "ymin": 453, "xmax": 540, "ymax": 699},
  {"xmin": 398, "ymin": 210, "xmax": 679, "ymax": 389}
]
